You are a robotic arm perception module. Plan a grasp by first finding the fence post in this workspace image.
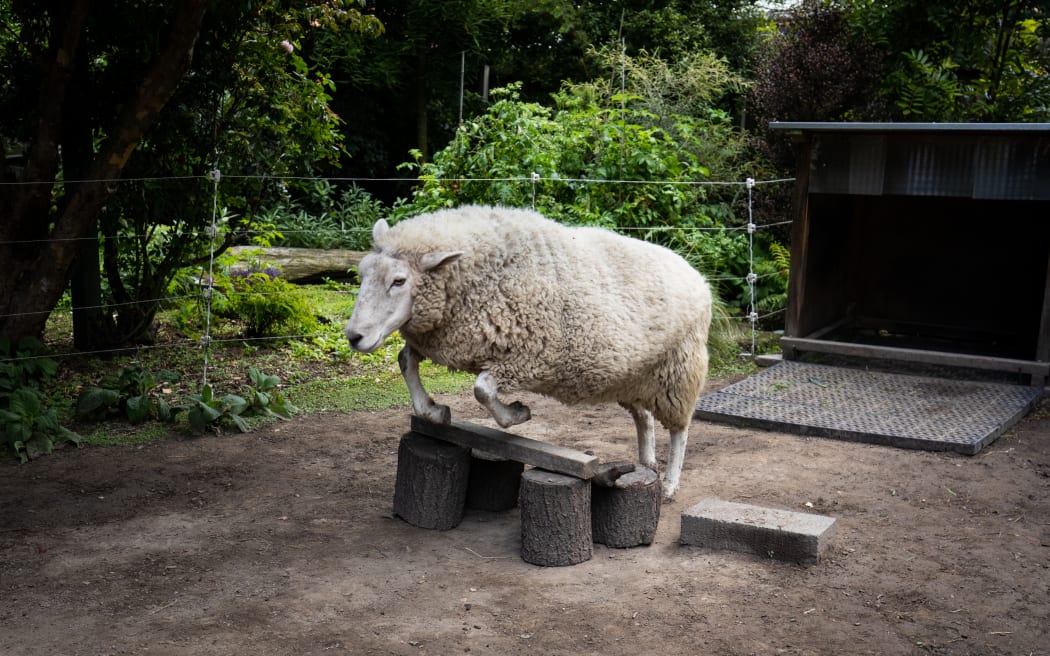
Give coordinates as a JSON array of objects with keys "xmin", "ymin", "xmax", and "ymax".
[
  {"xmin": 745, "ymin": 177, "xmax": 758, "ymax": 357},
  {"xmin": 201, "ymin": 168, "xmax": 222, "ymax": 386}
]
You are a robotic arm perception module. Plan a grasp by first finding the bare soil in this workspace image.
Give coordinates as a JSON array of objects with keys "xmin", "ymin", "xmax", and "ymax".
[{"xmin": 2, "ymin": 377, "xmax": 1049, "ymax": 656}]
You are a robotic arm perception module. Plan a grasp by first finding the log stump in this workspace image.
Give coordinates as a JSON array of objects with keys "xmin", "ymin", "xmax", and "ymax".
[
  {"xmin": 392, "ymin": 432, "xmax": 471, "ymax": 530},
  {"xmin": 519, "ymin": 468, "xmax": 592, "ymax": 566},
  {"xmin": 591, "ymin": 465, "xmax": 661, "ymax": 548},
  {"xmin": 465, "ymin": 450, "xmax": 524, "ymax": 511}
]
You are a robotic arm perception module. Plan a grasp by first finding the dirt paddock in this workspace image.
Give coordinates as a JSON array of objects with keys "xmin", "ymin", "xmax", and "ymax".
[{"xmin": 2, "ymin": 377, "xmax": 1048, "ymax": 656}]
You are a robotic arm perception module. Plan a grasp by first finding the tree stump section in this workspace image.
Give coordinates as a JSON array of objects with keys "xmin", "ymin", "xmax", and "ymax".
[
  {"xmin": 392, "ymin": 432, "xmax": 471, "ymax": 530},
  {"xmin": 519, "ymin": 468, "xmax": 592, "ymax": 567},
  {"xmin": 591, "ymin": 465, "xmax": 661, "ymax": 548},
  {"xmin": 465, "ymin": 450, "xmax": 524, "ymax": 511}
]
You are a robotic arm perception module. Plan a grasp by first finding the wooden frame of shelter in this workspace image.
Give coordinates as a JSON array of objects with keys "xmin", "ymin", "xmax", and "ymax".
[{"xmin": 768, "ymin": 122, "xmax": 1050, "ymax": 387}]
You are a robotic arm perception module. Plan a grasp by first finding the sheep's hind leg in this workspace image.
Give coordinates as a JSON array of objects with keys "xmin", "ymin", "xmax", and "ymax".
[
  {"xmin": 661, "ymin": 428, "xmax": 689, "ymax": 501},
  {"xmin": 398, "ymin": 345, "xmax": 451, "ymax": 424},
  {"xmin": 474, "ymin": 371, "xmax": 530, "ymax": 428},
  {"xmin": 620, "ymin": 402, "xmax": 657, "ymax": 470}
]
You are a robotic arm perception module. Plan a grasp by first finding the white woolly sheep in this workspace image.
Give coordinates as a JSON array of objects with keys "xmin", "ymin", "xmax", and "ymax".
[{"xmin": 345, "ymin": 205, "xmax": 712, "ymax": 499}]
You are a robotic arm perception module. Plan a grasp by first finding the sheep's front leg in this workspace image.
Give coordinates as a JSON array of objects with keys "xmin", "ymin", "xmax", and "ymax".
[
  {"xmin": 661, "ymin": 428, "xmax": 689, "ymax": 501},
  {"xmin": 474, "ymin": 371, "xmax": 531, "ymax": 428},
  {"xmin": 398, "ymin": 345, "xmax": 451, "ymax": 424}
]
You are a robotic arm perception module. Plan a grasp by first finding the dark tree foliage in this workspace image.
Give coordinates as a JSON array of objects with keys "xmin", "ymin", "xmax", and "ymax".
[
  {"xmin": 749, "ymin": 1, "xmax": 886, "ymax": 128},
  {"xmin": 321, "ymin": 0, "xmax": 765, "ymax": 196},
  {"xmin": 0, "ymin": 0, "xmax": 377, "ymax": 347}
]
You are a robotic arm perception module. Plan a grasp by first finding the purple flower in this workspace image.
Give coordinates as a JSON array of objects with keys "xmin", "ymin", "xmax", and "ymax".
[{"xmin": 280, "ymin": 40, "xmax": 294, "ymax": 53}]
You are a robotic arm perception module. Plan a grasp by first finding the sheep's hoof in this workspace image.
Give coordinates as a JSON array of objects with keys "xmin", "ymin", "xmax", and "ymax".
[
  {"xmin": 661, "ymin": 480, "xmax": 678, "ymax": 502},
  {"xmin": 420, "ymin": 404, "xmax": 451, "ymax": 425},
  {"xmin": 492, "ymin": 401, "xmax": 531, "ymax": 428}
]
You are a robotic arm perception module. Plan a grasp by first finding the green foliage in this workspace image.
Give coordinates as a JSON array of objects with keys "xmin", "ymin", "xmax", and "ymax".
[
  {"xmin": 225, "ymin": 273, "xmax": 318, "ymax": 339},
  {"xmin": 169, "ymin": 252, "xmax": 317, "ymax": 340},
  {"xmin": 182, "ymin": 384, "xmax": 251, "ymax": 433},
  {"xmin": 262, "ymin": 181, "xmax": 382, "ymax": 250},
  {"xmin": 0, "ymin": 336, "xmax": 57, "ymax": 393},
  {"xmin": 887, "ymin": 49, "xmax": 963, "ymax": 120},
  {"xmin": 179, "ymin": 368, "xmax": 297, "ymax": 433},
  {"xmin": 0, "ymin": 337, "xmax": 81, "ymax": 462},
  {"xmin": 840, "ymin": 0, "xmax": 1050, "ymax": 122},
  {"xmin": 769, "ymin": 241, "xmax": 791, "ymax": 274},
  {"xmin": 395, "ymin": 49, "xmax": 770, "ymax": 314},
  {"xmin": 0, "ymin": 388, "xmax": 82, "ymax": 463},
  {"xmin": 75, "ymin": 365, "xmax": 180, "ymax": 424},
  {"xmin": 244, "ymin": 366, "xmax": 298, "ymax": 420},
  {"xmin": 403, "ymin": 66, "xmax": 743, "ymax": 232}
]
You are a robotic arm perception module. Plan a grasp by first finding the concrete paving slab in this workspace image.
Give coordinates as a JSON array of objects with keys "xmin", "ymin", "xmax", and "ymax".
[{"xmin": 681, "ymin": 498, "xmax": 836, "ymax": 564}]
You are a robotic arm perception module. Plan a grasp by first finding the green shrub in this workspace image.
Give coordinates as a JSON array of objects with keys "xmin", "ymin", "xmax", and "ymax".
[
  {"xmin": 169, "ymin": 251, "xmax": 317, "ymax": 340},
  {"xmin": 75, "ymin": 365, "xmax": 180, "ymax": 424},
  {"xmin": 178, "ymin": 368, "xmax": 297, "ymax": 434},
  {"xmin": 261, "ymin": 181, "xmax": 381, "ymax": 250},
  {"xmin": 244, "ymin": 367, "xmax": 298, "ymax": 419},
  {"xmin": 226, "ymin": 272, "xmax": 317, "ymax": 339},
  {"xmin": 182, "ymin": 383, "xmax": 251, "ymax": 433},
  {"xmin": 0, "ymin": 337, "xmax": 81, "ymax": 461}
]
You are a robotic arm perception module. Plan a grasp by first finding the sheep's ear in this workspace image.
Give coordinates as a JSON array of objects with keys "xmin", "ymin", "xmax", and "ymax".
[
  {"xmin": 372, "ymin": 219, "xmax": 390, "ymax": 242},
  {"xmin": 420, "ymin": 251, "xmax": 463, "ymax": 272}
]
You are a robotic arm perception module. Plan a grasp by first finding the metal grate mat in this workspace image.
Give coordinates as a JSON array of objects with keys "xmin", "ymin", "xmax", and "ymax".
[{"xmin": 694, "ymin": 361, "xmax": 1043, "ymax": 454}]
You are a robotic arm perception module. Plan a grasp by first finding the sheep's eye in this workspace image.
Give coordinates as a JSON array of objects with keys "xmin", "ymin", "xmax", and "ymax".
[{"xmin": 391, "ymin": 277, "xmax": 406, "ymax": 288}]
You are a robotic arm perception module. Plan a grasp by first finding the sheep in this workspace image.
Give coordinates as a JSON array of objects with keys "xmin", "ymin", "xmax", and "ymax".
[{"xmin": 344, "ymin": 205, "xmax": 712, "ymax": 499}]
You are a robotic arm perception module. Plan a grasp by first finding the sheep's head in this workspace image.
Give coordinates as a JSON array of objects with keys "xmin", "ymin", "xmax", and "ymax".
[{"xmin": 344, "ymin": 219, "xmax": 462, "ymax": 353}]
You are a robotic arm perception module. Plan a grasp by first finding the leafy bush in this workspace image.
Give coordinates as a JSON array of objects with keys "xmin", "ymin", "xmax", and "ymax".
[
  {"xmin": 886, "ymin": 49, "xmax": 963, "ymax": 120},
  {"xmin": 396, "ymin": 53, "xmax": 779, "ymax": 317},
  {"xmin": 182, "ymin": 383, "xmax": 252, "ymax": 433},
  {"xmin": 75, "ymin": 365, "xmax": 180, "ymax": 424},
  {"xmin": 1, "ymin": 388, "xmax": 82, "ymax": 462},
  {"xmin": 169, "ymin": 252, "xmax": 317, "ymax": 340},
  {"xmin": 260, "ymin": 180, "xmax": 382, "ymax": 250},
  {"xmin": 243, "ymin": 367, "xmax": 298, "ymax": 420},
  {"xmin": 179, "ymin": 367, "xmax": 297, "ymax": 433},
  {"xmin": 402, "ymin": 80, "xmax": 740, "ymax": 233},
  {"xmin": 225, "ymin": 272, "xmax": 317, "ymax": 339},
  {"xmin": 0, "ymin": 336, "xmax": 81, "ymax": 461}
]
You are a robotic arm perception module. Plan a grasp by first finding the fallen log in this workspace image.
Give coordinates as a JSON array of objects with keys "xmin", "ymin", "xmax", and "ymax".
[{"xmin": 229, "ymin": 246, "xmax": 367, "ymax": 283}]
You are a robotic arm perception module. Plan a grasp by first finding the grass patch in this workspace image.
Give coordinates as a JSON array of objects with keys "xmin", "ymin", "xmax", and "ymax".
[
  {"xmin": 289, "ymin": 364, "xmax": 473, "ymax": 414},
  {"xmin": 82, "ymin": 421, "xmax": 172, "ymax": 447}
]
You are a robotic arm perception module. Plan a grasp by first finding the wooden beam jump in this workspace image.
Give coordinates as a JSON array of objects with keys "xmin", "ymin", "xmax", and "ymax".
[{"xmin": 410, "ymin": 415, "xmax": 599, "ymax": 480}]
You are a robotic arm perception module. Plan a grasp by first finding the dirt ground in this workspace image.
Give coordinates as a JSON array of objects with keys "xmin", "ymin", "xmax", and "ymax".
[{"xmin": 2, "ymin": 375, "xmax": 1048, "ymax": 656}]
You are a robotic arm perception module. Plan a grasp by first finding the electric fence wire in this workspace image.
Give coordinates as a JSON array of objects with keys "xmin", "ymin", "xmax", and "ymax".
[{"xmin": 1, "ymin": 172, "xmax": 795, "ymax": 370}]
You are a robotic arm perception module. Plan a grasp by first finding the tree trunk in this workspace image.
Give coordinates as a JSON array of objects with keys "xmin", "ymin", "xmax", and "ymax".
[
  {"xmin": 519, "ymin": 469, "xmax": 592, "ymax": 567},
  {"xmin": 393, "ymin": 432, "xmax": 471, "ymax": 530},
  {"xmin": 414, "ymin": 46, "xmax": 429, "ymax": 161},
  {"xmin": 0, "ymin": 0, "xmax": 210, "ymax": 345},
  {"xmin": 591, "ymin": 466, "xmax": 661, "ymax": 548}
]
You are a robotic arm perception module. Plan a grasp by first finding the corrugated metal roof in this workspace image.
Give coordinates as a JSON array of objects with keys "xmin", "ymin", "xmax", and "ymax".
[
  {"xmin": 770, "ymin": 122, "xmax": 1050, "ymax": 134},
  {"xmin": 778, "ymin": 123, "xmax": 1050, "ymax": 200}
]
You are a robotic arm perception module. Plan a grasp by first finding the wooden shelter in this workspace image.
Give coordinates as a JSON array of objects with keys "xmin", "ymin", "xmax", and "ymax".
[{"xmin": 769, "ymin": 122, "xmax": 1050, "ymax": 386}]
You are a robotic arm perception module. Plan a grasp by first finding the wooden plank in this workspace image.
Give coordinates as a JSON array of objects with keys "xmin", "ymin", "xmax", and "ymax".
[
  {"xmin": 781, "ymin": 336, "xmax": 1050, "ymax": 379},
  {"xmin": 410, "ymin": 416, "xmax": 598, "ymax": 480}
]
